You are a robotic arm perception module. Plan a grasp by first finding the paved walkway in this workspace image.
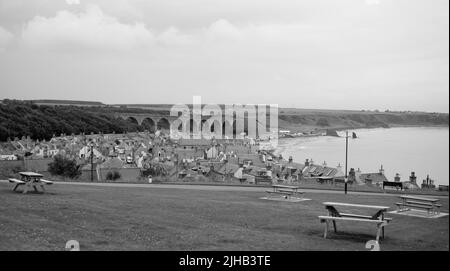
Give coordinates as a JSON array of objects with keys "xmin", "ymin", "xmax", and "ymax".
[{"xmin": 3, "ymin": 179, "xmax": 446, "ymax": 198}]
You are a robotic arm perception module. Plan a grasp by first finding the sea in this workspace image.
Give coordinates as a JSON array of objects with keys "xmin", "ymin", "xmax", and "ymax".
[{"xmin": 275, "ymin": 127, "xmax": 449, "ymax": 186}]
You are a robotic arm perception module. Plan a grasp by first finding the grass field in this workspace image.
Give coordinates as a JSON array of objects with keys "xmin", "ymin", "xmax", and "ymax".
[{"xmin": 0, "ymin": 182, "xmax": 448, "ymax": 251}]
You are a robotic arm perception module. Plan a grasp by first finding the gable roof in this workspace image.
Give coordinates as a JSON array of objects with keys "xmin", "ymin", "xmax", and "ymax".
[{"xmin": 358, "ymin": 173, "xmax": 388, "ymax": 184}]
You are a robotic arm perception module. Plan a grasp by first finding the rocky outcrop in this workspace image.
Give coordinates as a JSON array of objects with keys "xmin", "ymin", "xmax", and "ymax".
[{"xmin": 326, "ymin": 129, "xmax": 339, "ymax": 137}]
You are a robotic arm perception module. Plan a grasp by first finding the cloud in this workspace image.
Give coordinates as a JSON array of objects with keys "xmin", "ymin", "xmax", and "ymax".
[
  {"xmin": 365, "ymin": 0, "xmax": 381, "ymax": 6},
  {"xmin": 65, "ymin": 0, "xmax": 80, "ymax": 5},
  {"xmin": 0, "ymin": 26, "xmax": 13, "ymax": 51},
  {"xmin": 21, "ymin": 4, "xmax": 154, "ymax": 51},
  {"xmin": 157, "ymin": 27, "xmax": 194, "ymax": 46},
  {"xmin": 205, "ymin": 19, "xmax": 243, "ymax": 41}
]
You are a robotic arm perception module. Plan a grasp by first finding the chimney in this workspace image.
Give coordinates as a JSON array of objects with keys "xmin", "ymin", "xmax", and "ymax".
[
  {"xmin": 394, "ymin": 173, "xmax": 401, "ymax": 182},
  {"xmin": 379, "ymin": 165, "xmax": 385, "ymax": 175},
  {"xmin": 349, "ymin": 168, "xmax": 356, "ymax": 182},
  {"xmin": 322, "ymin": 161, "xmax": 327, "ymax": 167},
  {"xmin": 409, "ymin": 172, "xmax": 417, "ymax": 184},
  {"xmin": 288, "ymin": 156, "xmax": 293, "ymax": 163},
  {"xmin": 305, "ymin": 159, "xmax": 310, "ymax": 166}
]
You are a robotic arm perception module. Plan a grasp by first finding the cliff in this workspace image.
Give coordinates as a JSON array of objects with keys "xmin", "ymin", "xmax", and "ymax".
[{"xmin": 278, "ymin": 110, "xmax": 449, "ymax": 133}]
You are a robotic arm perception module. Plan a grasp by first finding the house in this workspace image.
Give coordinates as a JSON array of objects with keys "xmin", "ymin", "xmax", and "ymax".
[
  {"xmin": 79, "ymin": 146, "xmax": 103, "ymax": 159},
  {"xmin": 206, "ymin": 146, "xmax": 219, "ymax": 159}
]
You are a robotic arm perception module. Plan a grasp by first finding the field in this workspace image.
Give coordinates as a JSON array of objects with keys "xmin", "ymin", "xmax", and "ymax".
[{"xmin": 0, "ymin": 181, "xmax": 448, "ymax": 251}]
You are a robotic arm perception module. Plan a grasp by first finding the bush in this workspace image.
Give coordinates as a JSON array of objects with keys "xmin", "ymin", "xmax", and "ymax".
[
  {"xmin": 142, "ymin": 164, "xmax": 168, "ymax": 177},
  {"xmin": 106, "ymin": 171, "xmax": 121, "ymax": 181},
  {"xmin": 48, "ymin": 154, "xmax": 81, "ymax": 179},
  {"xmin": 316, "ymin": 118, "xmax": 330, "ymax": 127}
]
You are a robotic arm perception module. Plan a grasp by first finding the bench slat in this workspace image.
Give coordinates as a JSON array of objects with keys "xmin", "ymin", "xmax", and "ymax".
[
  {"xmin": 8, "ymin": 178, "xmax": 25, "ymax": 184},
  {"xmin": 339, "ymin": 213, "xmax": 392, "ymax": 221},
  {"xmin": 277, "ymin": 189, "xmax": 304, "ymax": 194},
  {"xmin": 266, "ymin": 191, "xmax": 293, "ymax": 195},
  {"xmin": 323, "ymin": 202, "xmax": 390, "ymax": 210},
  {"xmin": 405, "ymin": 200, "xmax": 441, "ymax": 207},
  {"xmin": 319, "ymin": 216, "xmax": 390, "ymax": 224},
  {"xmin": 399, "ymin": 195, "xmax": 439, "ymax": 202},
  {"xmin": 396, "ymin": 203, "xmax": 434, "ymax": 210},
  {"xmin": 40, "ymin": 179, "xmax": 53, "ymax": 185}
]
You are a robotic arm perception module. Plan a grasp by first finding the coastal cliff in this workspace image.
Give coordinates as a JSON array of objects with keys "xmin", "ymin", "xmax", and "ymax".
[{"xmin": 278, "ymin": 109, "xmax": 449, "ymax": 133}]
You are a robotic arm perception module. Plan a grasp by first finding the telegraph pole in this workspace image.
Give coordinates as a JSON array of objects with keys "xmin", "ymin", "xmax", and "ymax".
[
  {"xmin": 344, "ymin": 131, "xmax": 349, "ymax": 195},
  {"xmin": 90, "ymin": 143, "xmax": 94, "ymax": 182}
]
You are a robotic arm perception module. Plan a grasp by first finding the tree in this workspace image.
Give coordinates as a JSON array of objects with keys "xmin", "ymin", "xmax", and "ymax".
[{"xmin": 48, "ymin": 154, "xmax": 81, "ymax": 179}]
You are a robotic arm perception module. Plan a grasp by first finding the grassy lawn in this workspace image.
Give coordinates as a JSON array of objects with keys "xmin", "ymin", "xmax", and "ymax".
[{"xmin": 0, "ymin": 182, "xmax": 448, "ymax": 251}]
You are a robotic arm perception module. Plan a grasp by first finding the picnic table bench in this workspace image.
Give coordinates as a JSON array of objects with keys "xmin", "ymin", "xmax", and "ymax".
[
  {"xmin": 266, "ymin": 185, "xmax": 305, "ymax": 200},
  {"xmin": 9, "ymin": 172, "xmax": 53, "ymax": 194},
  {"xmin": 395, "ymin": 195, "xmax": 442, "ymax": 216},
  {"xmin": 319, "ymin": 202, "xmax": 392, "ymax": 241}
]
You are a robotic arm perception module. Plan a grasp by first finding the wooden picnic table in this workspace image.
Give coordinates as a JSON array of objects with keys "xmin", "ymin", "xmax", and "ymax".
[
  {"xmin": 396, "ymin": 195, "xmax": 442, "ymax": 215},
  {"xmin": 320, "ymin": 202, "xmax": 392, "ymax": 241},
  {"xmin": 8, "ymin": 172, "xmax": 53, "ymax": 194},
  {"xmin": 266, "ymin": 185, "xmax": 305, "ymax": 200}
]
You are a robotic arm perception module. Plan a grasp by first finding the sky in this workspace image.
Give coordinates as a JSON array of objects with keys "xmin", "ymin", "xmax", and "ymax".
[{"xmin": 0, "ymin": 0, "xmax": 448, "ymax": 112}]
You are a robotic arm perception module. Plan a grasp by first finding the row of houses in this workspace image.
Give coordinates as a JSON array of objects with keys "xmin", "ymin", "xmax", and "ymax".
[{"xmin": 0, "ymin": 133, "xmax": 422, "ymax": 190}]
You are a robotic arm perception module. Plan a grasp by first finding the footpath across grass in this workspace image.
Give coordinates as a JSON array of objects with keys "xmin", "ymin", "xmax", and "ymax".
[{"xmin": 0, "ymin": 182, "xmax": 448, "ymax": 251}]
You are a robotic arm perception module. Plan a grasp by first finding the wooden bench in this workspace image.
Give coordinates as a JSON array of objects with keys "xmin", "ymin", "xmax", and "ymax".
[
  {"xmin": 266, "ymin": 185, "xmax": 305, "ymax": 200},
  {"xmin": 9, "ymin": 175, "xmax": 53, "ymax": 194},
  {"xmin": 320, "ymin": 202, "xmax": 392, "ymax": 241},
  {"xmin": 396, "ymin": 195, "xmax": 442, "ymax": 215},
  {"xmin": 9, "ymin": 178, "xmax": 26, "ymax": 191},
  {"xmin": 395, "ymin": 201, "xmax": 442, "ymax": 215},
  {"xmin": 266, "ymin": 190, "xmax": 295, "ymax": 199},
  {"xmin": 40, "ymin": 179, "xmax": 54, "ymax": 185},
  {"xmin": 319, "ymin": 216, "xmax": 391, "ymax": 241}
]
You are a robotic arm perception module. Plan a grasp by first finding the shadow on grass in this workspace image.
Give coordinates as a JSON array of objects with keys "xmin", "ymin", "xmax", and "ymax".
[
  {"xmin": 305, "ymin": 228, "xmax": 384, "ymax": 244},
  {"xmin": 0, "ymin": 188, "xmax": 58, "ymax": 196}
]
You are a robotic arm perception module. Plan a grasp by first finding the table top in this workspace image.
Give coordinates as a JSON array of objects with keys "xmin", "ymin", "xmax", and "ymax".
[
  {"xmin": 323, "ymin": 202, "xmax": 390, "ymax": 210},
  {"xmin": 399, "ymin": 195, "xmax": 440, "ymax": 202},
  {"xmin": 19, "ymin": 172, "xmax": 43, "ymax": 178}
]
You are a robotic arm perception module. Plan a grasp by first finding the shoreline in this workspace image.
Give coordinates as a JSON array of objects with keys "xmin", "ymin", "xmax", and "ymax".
[{"xmin": 278, "ymin": 124, "xmax": 449, "ymax": 139}]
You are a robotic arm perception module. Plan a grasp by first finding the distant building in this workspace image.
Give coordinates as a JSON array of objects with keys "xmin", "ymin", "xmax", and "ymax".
[{"xmin": 422, "ymin": 175, "xmax": 436, "ymax": 189}]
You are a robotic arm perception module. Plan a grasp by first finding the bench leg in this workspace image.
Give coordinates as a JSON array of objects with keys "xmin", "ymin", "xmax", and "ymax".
[
  {"xmin": 33, "ymin": 185, "xmax": 38, "ymax": 193},
  {"xmin": 332, "ymin": 220, "xmax": 337, "ymax": 233},
  {"xmin": 23, "ymin": 182, "xmax": 30, "ymax": 194},
  {"xmin": 323, "ymin": 220, "xmax": 329, "ymax": 238},
  {"xmin": 40, "ymin": 185, "xmax": 46, "ymax": 193},
  {"xmin": 13, "ymin": 184, "xmax": 19, "ymax": 191},
  {"xmin": 376, "ymin": 225, "xmax": 383, "ymax": 242}
]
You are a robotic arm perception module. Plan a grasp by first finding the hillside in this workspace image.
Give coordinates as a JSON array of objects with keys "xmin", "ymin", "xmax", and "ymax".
[
  {"xmin": 278, "ymin": 110, "xmax": 449, "ymax": 133},
  {"xmin": 0, "ymin": 100, "xmax": 448, "ymax": 141}
]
